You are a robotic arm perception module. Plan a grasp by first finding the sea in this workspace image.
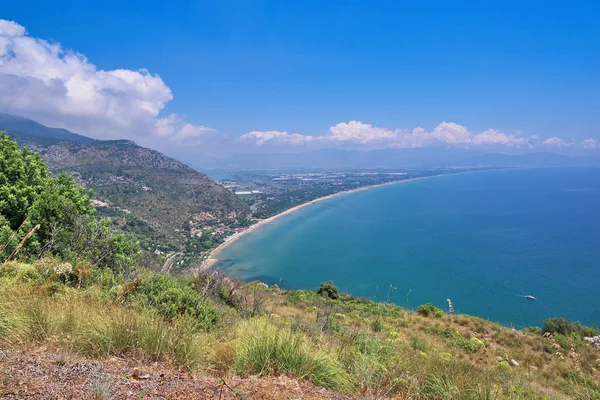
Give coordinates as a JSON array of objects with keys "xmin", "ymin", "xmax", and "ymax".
[{"xmin": 217, "ymin": 167, "xmax": 600, "ymax": 328}]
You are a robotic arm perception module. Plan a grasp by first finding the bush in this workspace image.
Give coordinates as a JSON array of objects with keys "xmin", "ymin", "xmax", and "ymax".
[
  {"xmin": 417, "ymin": 303, "xmax": 444, "ymax": 318},
  {"xmin": 235, "ymin": 318, "xmax": 349, "ymax": 390},
  {"xmin": 317, "ymin": 280, "xmax": 339, "ymax": 300},
  {"xmin": 0, "ymin": 281, "xmax": 207, "ymax": 368},
  {"xmin": 543, "ymin": 318, "xmax": 599, "ymax": 338},
  {"xmin": 137, "ymin": 274, "xmax": 219, "ymax": 331},
  {"xmin": 371, "ymin": 318, "xmax": 383, "ymax": 333},
  {"xmin": 0, "ymin": 133, "xmax": 140, "ymax": 273},
  {"xmin": 411, "ymin": 335, "xmax": 428, "ymax": 352},
  {"xmin": 0, "ymin": 262, "xmax": 42, "ymax": 283}
]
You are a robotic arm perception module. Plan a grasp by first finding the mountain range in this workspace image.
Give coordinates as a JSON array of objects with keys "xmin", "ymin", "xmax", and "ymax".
[{"xmin": 183, "ymin": 145, "xmax": 600, "ymax": 171}]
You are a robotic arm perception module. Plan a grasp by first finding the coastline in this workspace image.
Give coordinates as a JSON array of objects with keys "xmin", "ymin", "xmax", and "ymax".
[{"xmin": 198, "ymin": 172, "xmax": 468, "ymax": 272}]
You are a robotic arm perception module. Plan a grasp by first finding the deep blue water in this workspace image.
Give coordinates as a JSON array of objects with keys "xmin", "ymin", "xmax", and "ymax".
[{"xmin": 218, "ymin": 168, "xmax": 600, "ymax": 328}]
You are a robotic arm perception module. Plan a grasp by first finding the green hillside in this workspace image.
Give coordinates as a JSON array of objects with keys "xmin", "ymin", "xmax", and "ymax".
[{"xmin": 1, "ymin": 114, "xmax": 248, "ymax": 253}]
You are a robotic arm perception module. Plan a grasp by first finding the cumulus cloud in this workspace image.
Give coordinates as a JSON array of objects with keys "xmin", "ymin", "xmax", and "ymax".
[
  {"xmin": 328, "ymin": 121, "xmax": 398, "ymax": 143},
  {"xmin": 0, "ymin": 19, "xmax": 210, "ymax": 144},
  {"xmin": 240, "ymin": 130, "xmax": 314, "ymax": 146},
  {"xmin": 541, "ymin": 137, "xmax": 575, "ymax": 148},
  {"xmin": 242, "ymin": 120, "xmax": 600, "ymax": 152},
  {"xmin": 242, "ymin": 121, "xmax": 542, "ymax": 149},
  {"xmin": 471, "ymin": 129, "xmax": 530, "ymax": 146},
  {"xmin": 580, "ymin": 138, "xmax": 598, "ymax": 149}
]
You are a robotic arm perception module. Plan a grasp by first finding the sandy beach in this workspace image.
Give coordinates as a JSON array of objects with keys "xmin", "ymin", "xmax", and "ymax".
[{"xmin": 197, "ymin": 174, "xmax": 447, "ymax": 272}]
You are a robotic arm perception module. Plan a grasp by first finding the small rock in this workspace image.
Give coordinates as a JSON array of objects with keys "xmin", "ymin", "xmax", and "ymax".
[
  {"xmin": 511, "ymin": 359, "xmax": 519, "ymax": 367},
  {"xmin": 496, "ymin": 356, "xmax": 504, "ymax": 361}
]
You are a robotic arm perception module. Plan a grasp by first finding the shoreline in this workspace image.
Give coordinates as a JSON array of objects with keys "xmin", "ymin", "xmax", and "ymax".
[{"xmin": 198, "ymin": 171, "xmax": 478, "ymax": 272}]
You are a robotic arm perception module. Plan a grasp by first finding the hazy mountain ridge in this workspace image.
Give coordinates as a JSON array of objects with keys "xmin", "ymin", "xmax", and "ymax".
[
  {"xmin": 186, "ymin": 147, "xmax": 600, "ymax": 171},
  {"xmin": 0, "ymin": 112, "xmax": 97, "ymax": 144}
]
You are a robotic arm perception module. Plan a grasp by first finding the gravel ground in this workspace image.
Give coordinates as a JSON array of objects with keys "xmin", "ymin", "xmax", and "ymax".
[{"xmin": 0, "ymin": 347, "xmax": 353, "ymax": 400}]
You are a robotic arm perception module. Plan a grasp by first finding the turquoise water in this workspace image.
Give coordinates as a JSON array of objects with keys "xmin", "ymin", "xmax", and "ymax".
[{"xmin": 218, "ymin": 168, "xmax": 600, "ymax": 327}]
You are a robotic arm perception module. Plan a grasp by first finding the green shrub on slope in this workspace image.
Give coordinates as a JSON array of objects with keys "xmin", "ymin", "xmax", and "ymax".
[
  {"xmin": 417, "ymin": 302, "xmax": 445, "ymax": 318},
  {"xmin": 137, "ymin": 274, "xmax": 218, "ymax": 331},
  {"xmin": 235, "ymin": 318, "xmax": 349, "ymax": 390}
]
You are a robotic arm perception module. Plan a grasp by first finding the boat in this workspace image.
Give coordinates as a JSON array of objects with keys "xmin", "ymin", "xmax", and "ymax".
[{"xmin": 525, "ymin": 295, "xmax": 536, "ymax": 300}]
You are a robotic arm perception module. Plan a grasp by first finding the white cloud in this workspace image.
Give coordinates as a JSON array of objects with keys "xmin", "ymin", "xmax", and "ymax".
[
  {"xmin": 0, "ymin": 19, "xmax": 210, "ymax": 144},
  {"xmin": 240, "ymin": 130, "xmax": 314, "ymax": 146},
  {"xmin": 541, "ymin": 137, "xmax": 575, "ymax": 148},
  {"xmin": 471, "ymin": 129, "xmax": 529, "ymax": 146},
  {"xmin": 241, "ymin": 121, "xmax": 545, "ymax": 150},
  {"xmin": 580, "ymin": 138, "xmax": 598, "ymax": 149},
  {"xmin": 155, "ymin": 114, "xmax": 214, "ymax": 144},
  {"xmin": 430, "ymin": 122, "xmax": 471, "ymax": 144},
  {"xmin": 328, "ymin": 121, "xmax": 398, "ymax": 143}
]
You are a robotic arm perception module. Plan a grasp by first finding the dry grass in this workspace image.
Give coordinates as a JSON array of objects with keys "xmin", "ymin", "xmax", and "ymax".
[
  {"xmin": 0, "ymin": 278, "xmax": 211, "ymax": 369},
  {"xmin": 1, "ymin": 263, "xmax": 599, "ymax": 399}
]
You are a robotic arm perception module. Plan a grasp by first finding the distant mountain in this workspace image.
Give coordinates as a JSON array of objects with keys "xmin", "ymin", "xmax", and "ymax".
[
  {"xmin": 2, "ymin": 114, "xmax": 247, "ymax": 250},
  {"xmin": 186, "ymin": 148, "xmax": 482, "ymax": 170},
  {"xmin": 459, "ymin": 152, "xmax": 599, "ymax": 167},
  {"xmin": 0, "ymin": 113, "xmax": 97, "ymax": 144},
  {"xmin": 188, "ymin": 147, "xmax": 600, "ymax": 171}
]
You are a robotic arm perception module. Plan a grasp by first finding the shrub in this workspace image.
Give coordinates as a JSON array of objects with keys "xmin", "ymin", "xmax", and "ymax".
[
  {"xmin": 417, "ymin": 303, "xmax": 444, "ymax": 318},
  {"xmin": 525, "ymin": 326, "xmax": 543, "ymax": 335},
  {"xmin": 0, "ymin": 133, "xmax": 140, "ymax": 273},
  {"xmin": 0, "ymin": 262, "xmax": 42, "ymax": 283},
  {"xmin": 455, "ymin": 335, "xmax": 478, "ymax": 353},
  {"xmin": 370, "ymin": 318, "xmax": 383, "ymax": 333},
  {"xmin": 317, "ymin": 280, "xmax": 339, "ymax": 299},
  {"xmin": 0, "ymin": 281, "xmax": 208, "ymax": 368},
  {"xmin": 412, "ymin": 335, "xmax": 428, "ymax": 352},
  {"xmin": 235, "ymin": 318, "xmax": 349, "ymax": 390},
  {"xmin": 543, "ymin": 318, "xmax": 599, "ymax": 338},
  {"xmin": 137, "ymin": 274, "xmax": 219, "ymax": 331}
]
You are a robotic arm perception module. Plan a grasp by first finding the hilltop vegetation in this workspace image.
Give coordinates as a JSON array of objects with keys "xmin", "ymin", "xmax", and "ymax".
[
  {"xmin": 0, "ymin": 133, "xmax": 139, "ymax": 271},
  {"xmin": 1, "ymin": 113, "xmax": 249, "ymax": 256},
  {"xmin": 1, "ymin": 260, "xmax": 600, "ymax": 399},
  {"xmin": 19, "ymin": 136, "xmax": 249, "ymax": 252}
]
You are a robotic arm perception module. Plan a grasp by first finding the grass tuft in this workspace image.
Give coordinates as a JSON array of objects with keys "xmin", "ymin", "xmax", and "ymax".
[{"xmin": 234, "ymin": 318, "xmax": 349, "ymax": 390}]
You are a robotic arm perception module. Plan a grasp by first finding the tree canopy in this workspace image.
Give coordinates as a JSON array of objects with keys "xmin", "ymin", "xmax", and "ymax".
[{"xmin": 0, "ymin": 133, "xmax": 139, "ymax": 272}]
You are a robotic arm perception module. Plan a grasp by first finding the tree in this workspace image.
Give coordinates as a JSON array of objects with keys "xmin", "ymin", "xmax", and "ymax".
[
  {"xmin": 29, "ymin": 173, "xmax": 95, "ymax": 244},
  {"xmin": 0, "ymin": 133, "xmax": 50, "ymax": 229},
  {"xmin": 416, "ymin": 303, "xmax": 444, "ymax": 318},
  {"xmin": 0, "ymin": 133, "xmax": 140, "ymax": 272},
  {"xmin": 317, "ymin": 280, "xmax": 339, "ymax": 299}
]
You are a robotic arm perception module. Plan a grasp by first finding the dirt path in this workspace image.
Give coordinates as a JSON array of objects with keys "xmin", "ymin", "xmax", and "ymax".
[{"xmin": 0, "ymin": 348, "xmax": 353, "ymax": 399}]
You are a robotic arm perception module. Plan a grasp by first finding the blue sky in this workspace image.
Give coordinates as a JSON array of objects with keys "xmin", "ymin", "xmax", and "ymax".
[{"xmin": 1, "ymin": 0, "xmax": 598, "ymax": 155}]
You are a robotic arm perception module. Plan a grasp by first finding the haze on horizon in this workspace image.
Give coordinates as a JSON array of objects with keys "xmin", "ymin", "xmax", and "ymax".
[{"xmin": 0, "ymin": 1, "xmax": 598, "ymax": 163}]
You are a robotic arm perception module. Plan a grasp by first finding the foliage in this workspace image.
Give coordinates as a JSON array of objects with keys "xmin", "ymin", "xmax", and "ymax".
[
  {"xmin": 0, "ymin": 133, "xmax": 50, "ymax": 230},
  {"xmin": 417, "ymin": 302, "xmax": 445, "ymax": 318},
  {"xmin": 0, "ymin": 133, "xmax": 139, "ymax": 273},
  {"xmin": 317, "ymin": 280, "xmax": 339, "ymax": 299},
  {"xmin": 234, "ymin": 318, "xmax": 349, "ymax": 390},
  {"xmin": 0, "ymin": 278, "xmax": 207, "ymax": 368},
  {"xmin": 136, "ymin": 274, "xmax": 219, "ymax": 331},
  {"xmin": 543, "ymin": 318, "xmax": 599, "ymax": 338},
  {"xmin": 370, "ymin": 318, "xmax": 383, "ymax": 333}
]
